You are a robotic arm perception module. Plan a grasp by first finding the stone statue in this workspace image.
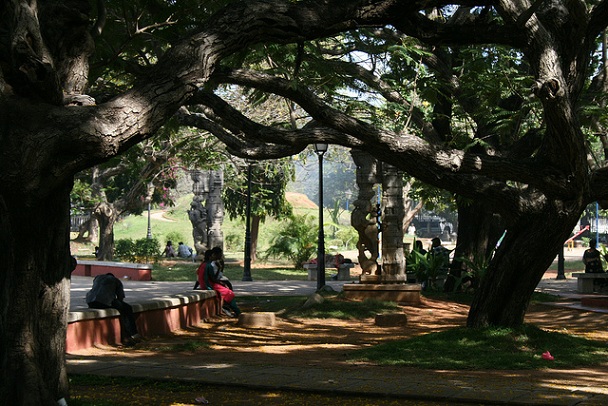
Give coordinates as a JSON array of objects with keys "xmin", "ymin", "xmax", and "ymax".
[
  {"xmin": 351, "ymin": 150, "xmax": 381, "ymax": 275},
  {"xmin": 188, "ymin": 169, "xmax": 224, "ymax": 256},
  {"xmin": 188, "ymin": 197, "xmax": 208, "ymax": 255}
]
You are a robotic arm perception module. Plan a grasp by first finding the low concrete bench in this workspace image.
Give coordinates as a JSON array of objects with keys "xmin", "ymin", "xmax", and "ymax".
[
  {"xmin": 73, "ymin": 260, "xmax": 152, "ymax": 281},
  {"xmin": 67, "ymin": 289, "xmax": 219, "ymax": 352},
  {"xmin": 572, "ymin": 272, "xmax": 608, "ymax": 293}
]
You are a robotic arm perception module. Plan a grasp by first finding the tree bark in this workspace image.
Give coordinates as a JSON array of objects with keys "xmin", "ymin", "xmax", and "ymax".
[
  {"xmin": 251, "ymin": 215, "xmax": 261, "ymax": 263},
  {"xmin": 0, "ymin": 181, "xmax": 74, "ymax": 404},
  {"xmin": 468, "ymin": 204, "xmax": 582, "ymax": 327},
  {"xmin": 93, "ymin": 202, "xmax": 119, "ymax": 261},
  {"xmin": 444, "ymin": 200, "xmax": 503, "ymax": 292},
  {"xmin": 73, "ymin": 216, "xmax": 98, "ymax": 244},
  {"xmin": 1, "ymin": 0, "xmax": 607, "ymax": 402}
]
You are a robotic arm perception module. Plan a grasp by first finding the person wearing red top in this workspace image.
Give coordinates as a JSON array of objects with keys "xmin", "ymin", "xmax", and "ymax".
[
  {"xmin": 197, "ymin": 247, "xmax": 241, "ymax": 317},
  {"xmin": 193, "ymin": 250, "xmax": 211, "ymax": 290}
]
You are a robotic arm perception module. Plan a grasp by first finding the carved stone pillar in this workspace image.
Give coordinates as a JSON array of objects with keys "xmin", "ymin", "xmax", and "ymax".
[
  {"xmin": 188, "ymin": 170, "xmax": 210, "ymax": 255},
  {"xmin": 206, "ymin": 170, "xmax": 224, "ymax": 250},
  {"xmin": 188, "ymin": 169, "xmax": 225, "ymax": 255},
  {"xmin": 380, "ymin": 163, "xmax": 407, "ymax": 283},
  {"xmin": 345, "ymin": 151, "xmax": 421, "ymax": 302},
  {"xmin": 350, "ymin": 150, "xmax": 381, "ymax": 275}
]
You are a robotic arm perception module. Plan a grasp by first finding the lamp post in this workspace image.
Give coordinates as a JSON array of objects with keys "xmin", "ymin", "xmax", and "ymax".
[
  {"xmin": 557, "ymin": 245, "xmax": 566, "ymax": 280},
  {"xmin": 314, "ymin": 143, "xmax": 328, "ymax": 290},
  {"xmin": 242, "ymin": 160, "xmax": 253, "ymax": 281},
  {"xmin": 146, "ymin": 201, "xmax": 152, "ymax": 239}
]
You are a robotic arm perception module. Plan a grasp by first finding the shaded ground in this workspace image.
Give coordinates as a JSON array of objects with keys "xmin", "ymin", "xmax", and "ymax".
[{"xmin": 69, "ymin": 296, "xmax": 608, "ymax": 405}]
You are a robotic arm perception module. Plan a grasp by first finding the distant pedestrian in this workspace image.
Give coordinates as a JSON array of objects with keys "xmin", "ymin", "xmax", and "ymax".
[
  {"xmin": 163, "ymin": 241, "xmax": 176, "ymax": 257},
  {"xmin": 431, "ymin": 237, "xmax": 450, "ymax": 271},
  {"xmin": 86, "ymin": 273, "xmax": 141, "ymax": 346},
  {"xmin": 177, "ymin": 241, "xmax": 194, "ymax": 259}
]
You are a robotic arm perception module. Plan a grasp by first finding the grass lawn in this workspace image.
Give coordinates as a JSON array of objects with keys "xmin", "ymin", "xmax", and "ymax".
[{"xmin": 351, "ymin": 323, "xmax": 608, "ymax": 369}]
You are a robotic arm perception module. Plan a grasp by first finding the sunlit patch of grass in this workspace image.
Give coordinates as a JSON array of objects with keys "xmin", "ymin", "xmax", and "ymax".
[{"xmin": 351, "ymin": 324, "xmax": 608, "ymax": 370}]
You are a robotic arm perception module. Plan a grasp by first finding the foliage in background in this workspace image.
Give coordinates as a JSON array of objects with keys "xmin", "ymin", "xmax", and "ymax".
[
  {"xmin": 291, "ymin": 147, "xmax": 357, "ymax": 210},
  {"xmin": 263, "ymin": 214, "xmax": 318, "ymax": 269},
  {"xmin": 114, "ymin": 238, "xmax": 161, "ymax": 263},
  {"xmin": 164, "ymin": 231, "xmax": 186, "ymax": 246},
  {"xmin": 455, "ymin": 251, "xmax": 493, "ymax": 291},
  {"xmin": 406, "ymin": 249, "xmax": 450, "ymax": 291}
]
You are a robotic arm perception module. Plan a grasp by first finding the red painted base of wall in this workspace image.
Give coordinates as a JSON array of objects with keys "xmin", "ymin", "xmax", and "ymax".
[
  {"xmin": 66, "ymin": 296, "xmax": 218, "ymax": 352},
  {"xmin": 73, "ymin": 260, "xmax": 152, "ymax": 281}
]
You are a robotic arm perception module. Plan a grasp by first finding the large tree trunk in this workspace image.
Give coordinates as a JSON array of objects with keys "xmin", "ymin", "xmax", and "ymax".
[
  {"xmin": 0, "ymin": 181, "xmax": 74, "ymax": 404},
  {"xmin": 251, "ymin": 215, "xmax": 261, "ymax": 263},
  {"xmin": 444, "ymin": 200, "xmax": 504, "ymax": 292},
  {"xmin": 94, "ymin": 203, "xmax": 119, "ymax": 261},
  {"xmin": 468, "ymin": 205, "xmax": 581, "ymax": 327},
  {"xmin": 73, "ymin": 216, "xmax": 98, "ymax": 244}
]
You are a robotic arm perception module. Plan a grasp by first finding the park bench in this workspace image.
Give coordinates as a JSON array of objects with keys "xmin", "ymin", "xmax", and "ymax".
[
  {"xmin": 66, "ymin": 289, "xmax": 220, "ymax": 352},
  {"xmin": 571, "ymin": 272, "xmax": 608, "ymax": 293},
  {"xmin": 73, "ymin": 259, "xmax": 152, "ymax": 281}
]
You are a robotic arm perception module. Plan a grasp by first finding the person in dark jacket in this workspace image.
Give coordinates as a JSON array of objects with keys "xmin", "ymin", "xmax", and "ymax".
[
  {"xmin": 583, "ymin": 239, "xmax": 605, "ymax": 273},
  {"xmin": 86, "ymin": 273, "xmax": 141, "ymax": 346}
]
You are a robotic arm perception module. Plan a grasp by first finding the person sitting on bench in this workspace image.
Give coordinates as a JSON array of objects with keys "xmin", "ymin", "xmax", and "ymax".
[
  {"xmin": 86, "ymin": 273, "xmax": 142, "ymax": 346},
  {"xmin": 583, "ymin": 239, "xmax": 605, "ymax": 273}
]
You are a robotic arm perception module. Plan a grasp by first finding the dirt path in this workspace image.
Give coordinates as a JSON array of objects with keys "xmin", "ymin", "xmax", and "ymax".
[
  {"xmin": 72, "ymin": 297, "xmax": 608, "ymax": 368},
  {"xmin": 69, "ymin": 297, "xmax": 608, "ymax": 404}
]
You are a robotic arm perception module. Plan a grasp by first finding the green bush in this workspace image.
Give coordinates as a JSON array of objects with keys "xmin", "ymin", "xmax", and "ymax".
[
  {"xmin": 115, "ymin": 239, "xmax": 136, "ymax": 262},
  {"xmin": 114, "ymin": 238, "xmax": 160, "ymax": 263},
  {"xmin": 164, "ymin": 231, "xmax": 184, "ymax": 246},
  {"xmin": 225, "ymin": 231, "xmax": 244, "ymax": 251},
  {"xmin": 263, "ymin": 214, "xmax": 318, "ymax": 269},
  {"xmin": 135, "ymin": 237, "xmax": 161, "ymax": 262}
]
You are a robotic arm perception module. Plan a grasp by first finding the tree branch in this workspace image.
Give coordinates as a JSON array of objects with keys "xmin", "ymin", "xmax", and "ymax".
[
  {"xmin": 391, "ymin": 7, "xmax": 526, "ymax": 48},
  {"xmin": 588, "ymin": 0, "xmax": 608, "ymax": 40},
  {"xmin": 209, "ymin": 67, "xmax": 577, "ymax": 205},
  {"xmin": 176, "ymin": 106, "xmax": 306, "ymax": 159}
]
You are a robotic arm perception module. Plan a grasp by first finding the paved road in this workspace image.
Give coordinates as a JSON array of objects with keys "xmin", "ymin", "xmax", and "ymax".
[{"xmin": 70, "ymin": 276, "xmax": 348, "ymax": 311}]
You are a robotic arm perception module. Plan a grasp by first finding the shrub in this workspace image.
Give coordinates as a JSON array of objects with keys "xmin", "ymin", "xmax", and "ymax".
[
  {"xmin": 164, "ymin": 231, "xmax": 184, "ymax": 245},
  {"xmin": 115, "ymin": 239, "xmax": 136, "ymax": 262},
  {"xmin": 135, "ymin": 238, "xmax": 161, "ymax": 262},
  {"xmin": 263, "ymin": 214, "xmax": 317, "ymax": 269},
  {"xmin": 114, "ymin": 238, "xmax": 160, "ymax": 263},
  {"xmin": 225, "ymin": 232, "xmax": 244, "ymax": 251}
]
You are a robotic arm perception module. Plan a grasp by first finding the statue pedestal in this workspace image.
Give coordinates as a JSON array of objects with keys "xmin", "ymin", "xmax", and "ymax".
[
  {"xmin": 343, "ymin": 282, "xmax": 421, "ymax": 304},
  {"xmin": 359, "ymin": 274, "xmax": 408, "ymax": 284}
]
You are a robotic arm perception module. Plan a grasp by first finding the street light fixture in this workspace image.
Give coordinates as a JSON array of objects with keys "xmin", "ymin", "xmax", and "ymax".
[
  {"xmin": 314, "ymin": 143, "xmax": 328, "ymax": 290},
  {"xmin": 146, "ymin": 200, "xmax": 152, "ymax": 239},
  {"xmin": 242, "ymin": 160, "xmax": 253, "ymax": 281}
]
